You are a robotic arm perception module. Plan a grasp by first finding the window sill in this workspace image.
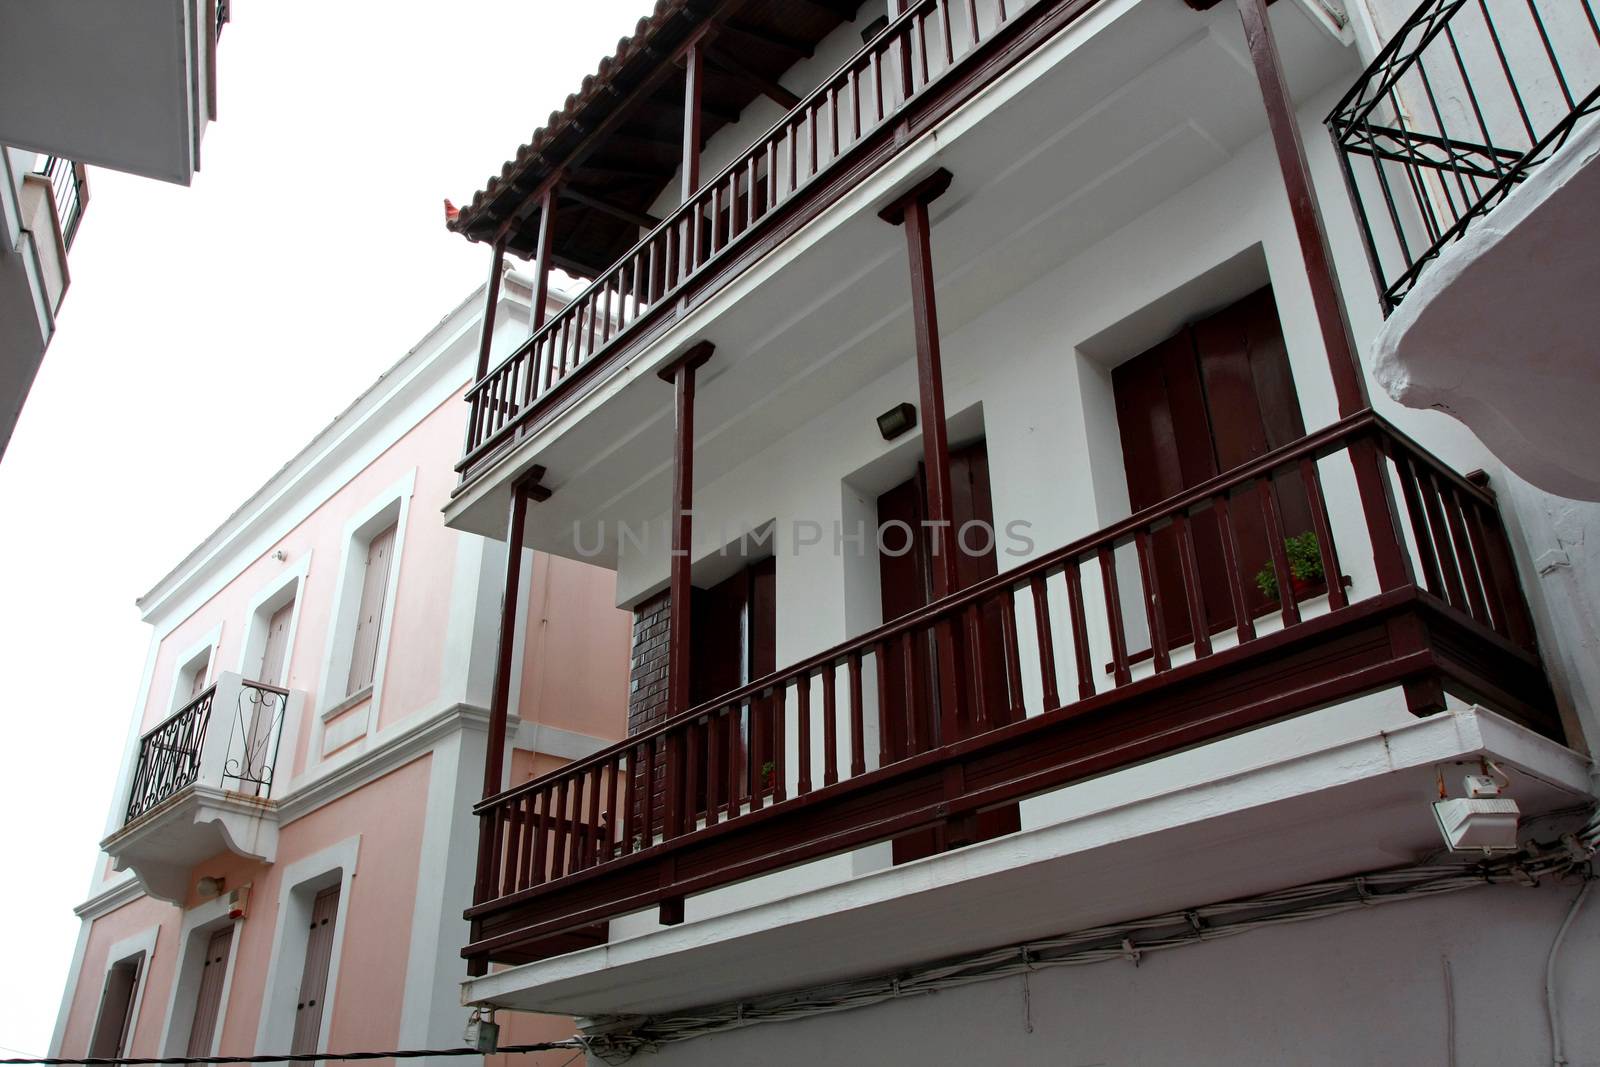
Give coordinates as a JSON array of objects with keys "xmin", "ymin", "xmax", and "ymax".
[{"xmin": 320, "ymin": 686, "xmax": 374, "ymax": 723}]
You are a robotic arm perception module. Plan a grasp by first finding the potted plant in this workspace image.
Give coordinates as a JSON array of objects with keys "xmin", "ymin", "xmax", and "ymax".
[
  {"xmin": 1255, "ymin": 531, "xmax": 1325, "ymax": 601},
  {"xmin": 760, "ymin": 760, "xmax": 776, "ymax": 791}
]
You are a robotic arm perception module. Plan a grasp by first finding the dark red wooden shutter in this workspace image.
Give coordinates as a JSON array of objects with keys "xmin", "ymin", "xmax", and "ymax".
[{"xmin": 289, "ymin": 886, "xmax": 340, "ymax": 1055}]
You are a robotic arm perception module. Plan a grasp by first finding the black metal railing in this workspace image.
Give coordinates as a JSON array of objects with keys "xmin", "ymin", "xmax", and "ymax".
[
  {"xmin": 30, "ymin": 156, "xmax": 87, "ymax": 250},
  {"xmin": 126, "ymin": 687, "xmax": 215, "ymax": 821},
  {"xmin": 1329, "ymin": 0, "xmax": 1600, "ymax": 311},
  {"xmin": 224, "ymin": 680, "xmax": 289, "ymax": 799}
]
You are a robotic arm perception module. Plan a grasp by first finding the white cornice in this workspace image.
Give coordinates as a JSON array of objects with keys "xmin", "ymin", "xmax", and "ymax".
[
  {"xmin": 275, "ymin": 701, "xmax": 491, "ymax": 824},
  {"xmin": 73, "ymin": 873, "xmax": 145, "ymax": 920},
  {"xmin": 134, "ymin": 284, "xmax": 533, "ymax": 626}
]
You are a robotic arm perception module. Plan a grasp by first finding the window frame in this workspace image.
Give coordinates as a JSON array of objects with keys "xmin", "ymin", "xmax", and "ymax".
[
  {"xmin": 253, "ymin": 837, "xmax": 359, "ymax": 1057},
  {"xmin": 313, "ymin": 470, "xmax": 415, "ymax": 760},
  {"xmin": 158, "ymin": 896, "xmax": 243, "ymax": 1058},
  {"xmin": 165, "ymin": 624, "xmax": 224, "ymax": 715},
  {"xmin": 86, "ymin": 926, "xmax": 159, "ymax": 1059}
]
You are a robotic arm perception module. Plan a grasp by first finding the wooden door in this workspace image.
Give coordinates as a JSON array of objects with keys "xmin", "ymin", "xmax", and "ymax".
[
  {"xmin": 257, "ymin": 600, "xmax": 294, "ymax": 687},
  {"xmin": 188, "ymin": 654, "xmax": 212, "ymax": 702},
  {"xmin": 185, "ymin": 926, "xmax": 233, "ymax": 1057},
  {"xmin": 688, "ymin": 557, "xmax": 776, "ymax": 813},
  {"xmin": 1112, "ymin": 285, "xmax": 1311, "ymax": 646},
  {"xmin": 877, "ymin": 440, "xmax": 1020, "ymax": 863},
  {"xmin": 290, "ymin": 886, "xmax": 340, "ymax": 1055}
]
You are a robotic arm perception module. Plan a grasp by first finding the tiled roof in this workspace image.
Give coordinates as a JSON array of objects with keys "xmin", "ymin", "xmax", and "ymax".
[{"xmin": 447, "ymin": 0, "xmax": 689, "ymax": 242}]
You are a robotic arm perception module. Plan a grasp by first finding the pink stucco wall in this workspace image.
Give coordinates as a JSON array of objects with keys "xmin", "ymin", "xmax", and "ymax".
[
  {"xmin": 62, "ymin": 758, "xmax": 431, "ymax": 1059},
  {"xmin": 516, "ymin": 553, "xmax": 631, "ymax": 742},
  {"xmin": 137, "ymin": 387, "xmax": 468, "ymax": 775}
]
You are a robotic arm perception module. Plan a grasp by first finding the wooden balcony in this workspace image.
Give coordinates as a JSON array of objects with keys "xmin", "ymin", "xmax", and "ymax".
[
  {"xmin": 454, "ymin": 0, "xmax": 1108, "ymax": 489},
  {"xmin": 463, "ymin": 413, "xmax": 1561, "ymax": 971}
]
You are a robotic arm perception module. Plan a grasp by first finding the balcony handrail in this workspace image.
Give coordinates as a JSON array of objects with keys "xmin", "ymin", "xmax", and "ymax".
[
  {"xmin": 467, "ymin": 412, "xmax": 1553, "ymax": 964},
  {"xmin": 126, "ymin": 684, "xmax": 217, "ymax": 821},
  {"xmin": 478, "ymin": 409, "xmax": 1445, "ymax": 815},
  {"xmin": 457, "ymin": 0, "xmax": 1044, "ymax": 476},
  {"xmin": 1328, "ymin": 0, "xmax": 1600, "ymax": 310},
  {"xmin": 30, "ymin": 155, "xmax": 87, "ymax": 250}
]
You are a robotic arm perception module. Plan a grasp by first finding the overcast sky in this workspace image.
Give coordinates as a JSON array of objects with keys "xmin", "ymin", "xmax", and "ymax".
[{"xmin": 0, "ymin": 1, "xmax": 643, "ymax": 1054}]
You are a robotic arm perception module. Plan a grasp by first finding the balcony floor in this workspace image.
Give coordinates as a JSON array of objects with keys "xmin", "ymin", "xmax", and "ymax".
[{"xmin": 462, "ymin": 704, "xmax": 1589, "ymax": 1019}]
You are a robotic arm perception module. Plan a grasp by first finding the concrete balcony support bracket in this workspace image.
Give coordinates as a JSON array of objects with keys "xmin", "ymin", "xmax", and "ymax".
[{"xmin": 1372, "ymin": 121, "xmax": 1600, "ymax": 503}]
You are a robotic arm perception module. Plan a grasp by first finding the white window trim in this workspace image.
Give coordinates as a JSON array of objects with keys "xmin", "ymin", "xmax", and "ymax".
[
  {"xmin": 312, "ymin": 470, "xmax": 415, "ymax": 762},
  {"xmin": 236, "ymin": 553, "xmax": 312, "ymax": 686},
  {"xmin": 165, "ymin": 623, "xmax": 224, "ymax": 715},
  {"xmin": 91, "ymin": 925, "xmax": 159, "ymax": 1057},
  {"xmin": 157, "ymin": 896, "xmax": 244, "ymax": 1057},
  {"xmin": 254, "ymin": 836, "xmax": 360, "ymax": 1056}
]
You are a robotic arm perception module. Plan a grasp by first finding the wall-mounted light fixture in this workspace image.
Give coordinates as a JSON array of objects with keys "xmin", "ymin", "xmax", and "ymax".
[
  {"xmin": 197, "ymin": 875, "xmax": 226, "ymax": 899},
  {"xmin": 877, "ymin": 402, "xmax": 918, "ymax": 441}
]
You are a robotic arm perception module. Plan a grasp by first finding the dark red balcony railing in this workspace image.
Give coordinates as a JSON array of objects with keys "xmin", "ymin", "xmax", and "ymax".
[
  {"xmin": 457, "ymin": 0, "xmax": 1069, "ymax": 482},
  {"xmin": 464, "ymin": 414, "xmax": 1556, "ymax": 969}
]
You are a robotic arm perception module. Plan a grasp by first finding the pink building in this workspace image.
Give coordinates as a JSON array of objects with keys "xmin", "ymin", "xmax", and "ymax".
[{"xmin": 49, "ymin": 275, "xmax": 632, "ymax": 1066}]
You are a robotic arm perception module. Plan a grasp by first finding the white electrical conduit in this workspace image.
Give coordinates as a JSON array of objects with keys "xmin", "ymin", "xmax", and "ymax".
[{"xmin": 1545, "ymin": 878, "xmax": 1594, "ymax": 1067}]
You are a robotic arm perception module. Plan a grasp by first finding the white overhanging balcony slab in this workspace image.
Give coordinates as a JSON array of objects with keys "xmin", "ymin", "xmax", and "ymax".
[
  {"xmin": 0, "ymin": 0, "xmax": 213, "ymax": 184},
  {"xmin": 1372, "ymin": 120, "xmax": 1600, "ymax": 502},
  {"xmin": 460, "ymin": 704, "xmax": 1591, "ymax": 1019},
  {"xmin": 100, "ymin": 673, "xmax": 302, "ymax": 904}
]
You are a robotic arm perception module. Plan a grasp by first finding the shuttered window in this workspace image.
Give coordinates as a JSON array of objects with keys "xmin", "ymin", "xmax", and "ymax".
[
  {"xmin": 185, "ymin": 927, "xmax": 233, "ymax": 1057},
  {"xmin": 289, "ymin": 886, "xmax": 340, "ymax": 1055},
  {"xmin": 257, "ymin": 599, "xmax": 295, "ymax": 688},
  {"xmin": 345, "ymin": 524, "xmax": 396, "ymax": 696},
  {"xmin": 187, "ymin": 652, "xmax": 212, "ymax": 702},
  {"xmin": 88, "ymin": 957, "xmax": 141, "ymax": 1059}
]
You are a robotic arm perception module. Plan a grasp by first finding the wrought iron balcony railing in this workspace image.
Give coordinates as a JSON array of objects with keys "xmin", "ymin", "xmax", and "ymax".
[
  {"xmin": 1329, "ymin": 0, "xmax": 1600, "ymax": 311},
  {"xmin": 124, "ymin": 674, "xmax": 290, "ymax": 824},
  {"xmin": 464, "ymin": 413, "xmax": 1559, "ymax": 970},
  {"xmin": 29, "ymin": 156, "xmax": 87, "ymax": 250}
]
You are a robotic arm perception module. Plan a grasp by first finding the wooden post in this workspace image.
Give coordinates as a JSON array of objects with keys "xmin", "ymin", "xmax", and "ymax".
[
  {"xmin": 682, "ymin": 41, "xmax": 704, "ymax": 202},
  {"xmin": 660, "ymin": 342, "xmax": 715, "ymax": 717},
  {"xmin": 880, "ymin": 168, "xmax": 970, "ymax": 760},
  {"xmin": 530, "ymin": 186, "xmax": 557, "ymax": 332},
  {"xmin": 1237, "ymin": 0, "xmax": 1413, "ymax": 591},
  {"xmin": 658, "ymin": 342, "xmax": 714, "ymax": 844},
  {"xmin": 475, "ymin": 241, "xmax": 506, "ymax": 382},
  {"xmin": 1235, "ymin": 0, "xmax": 1366, "ymax": 418},
  {"xmin": 879, "ymin": 169, "xmax": 958, "ymax": 598}
]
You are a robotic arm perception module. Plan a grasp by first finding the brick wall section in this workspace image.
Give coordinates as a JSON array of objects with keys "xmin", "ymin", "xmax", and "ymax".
[{"xmin": 628, "ymin": 590, "xmax": 672, "ymax": 839}]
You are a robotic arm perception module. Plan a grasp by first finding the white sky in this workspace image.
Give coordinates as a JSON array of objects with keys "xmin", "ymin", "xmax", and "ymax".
[{"xmin": 0, "ymin": 1, "xmax": 644, "ymax": 1054}]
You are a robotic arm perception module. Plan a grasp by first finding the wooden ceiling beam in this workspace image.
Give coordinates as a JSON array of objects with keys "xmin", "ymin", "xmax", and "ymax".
[
  {"xmin": 721, "ymin": 21, "xmax": 815, "ymax": 60},
  {"xmin": 561, "ymin": 186, "xmax": 662, "ymax": 231},
  {"xmin": 705, "ymin": 46, "xmax": 801, "ymax": 110}
]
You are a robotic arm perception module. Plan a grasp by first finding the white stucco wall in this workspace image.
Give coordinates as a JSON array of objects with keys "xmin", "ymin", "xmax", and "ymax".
[{"xmin": 610, "ymin": 876, "xmax": 1600, "ymax": 1067}]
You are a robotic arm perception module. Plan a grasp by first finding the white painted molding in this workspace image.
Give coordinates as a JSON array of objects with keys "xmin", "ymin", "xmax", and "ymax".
[
  {"xmin": 254, "ymin": 836, "xmax": 361, "ymax": 1056},
  {"xmin": 93, "ymin": 925, "xmax": 160, "ymax": 1056},
  {"xmin": 158, "ymin": 895, "xmax": 244, "ymax": 1057},
  {"xmin": 511, "ymin": 720, "xmax": 613, "ymax": 763},
  {"xmin": 276, "ymin": 701, "xmax": 490, "ymax": 826},
  {"xmin": 310, "ymin": 467, "xmax": 417, "ymax": 764},
  {"xmin": 235, "ymin": 551, "xmax": 312, "ymax": 682},
  {"xmin": 164, "ymin": 622, "xmax": 224, "ymax": 717},
  {"xmin": 73, "ymin": 874, "xmax": 145, "ymax": 920}
]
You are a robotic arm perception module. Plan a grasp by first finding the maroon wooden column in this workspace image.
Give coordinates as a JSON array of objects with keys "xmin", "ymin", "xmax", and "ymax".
[
  {"xmin": 529, "ymin": 187, "xmax": 557, "ymax": 332},
  {"xmin": 474, "ymin": 241, "xmax": 506, "ymax": 382},
  {"xmin": 1237, "ymin": 0, "xmax": 1428, "ymax": 709},
  {"xmin": 880, "ymin": 168, "xmax": 972, "ymax": 764},
  {"xmin": 879, "ymin": 169, "xmax": 958, "ymax": 598},
  {"xmin": 652, "ymin": 342, "xmax": 713, "ymax": 927},
  {"xmin": 682, "ymin": 41, "xmax": 705, "ymax": 201},
  {"xmin": 469, "ymin": 467, "xmax": 551, "ymax": 973}
]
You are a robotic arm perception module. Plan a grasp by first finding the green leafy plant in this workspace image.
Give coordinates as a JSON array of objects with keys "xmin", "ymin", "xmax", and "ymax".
[
  {"xmin": 761, "ymin": 760, "xmax": 776, "ymax": 788},
  {"xmin": 1254, "ymin": 531, "xmax": 1325, "ymax": 600}
]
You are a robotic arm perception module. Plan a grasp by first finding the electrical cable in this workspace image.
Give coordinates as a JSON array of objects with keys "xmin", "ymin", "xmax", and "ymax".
[
  {"xmin": 580, "ymin": 823, "xmax": 1597, "ymax": 1061},
  {"xmin": 0, "ymin": 1043, "xmax": 587, "ymax": 1067}
]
